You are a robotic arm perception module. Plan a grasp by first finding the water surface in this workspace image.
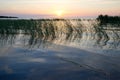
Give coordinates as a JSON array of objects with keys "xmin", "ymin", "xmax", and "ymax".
[{"xmin": 0, "ymin": 20, "xmax": 120, "ymax": 80}]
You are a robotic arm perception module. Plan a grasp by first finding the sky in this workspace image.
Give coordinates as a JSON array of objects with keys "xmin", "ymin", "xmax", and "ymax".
[{"xmin": 0, "ymin": 0, "xmax": 120, "ymax": 18}]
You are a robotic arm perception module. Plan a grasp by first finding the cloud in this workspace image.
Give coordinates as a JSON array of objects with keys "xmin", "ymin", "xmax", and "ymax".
[{"xmin": 0, "ymin": 65, "xmax": 13, "ymax": 74}]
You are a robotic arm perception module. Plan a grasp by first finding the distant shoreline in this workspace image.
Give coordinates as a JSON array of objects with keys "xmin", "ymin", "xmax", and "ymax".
[{"xmin": 0, "ymin": 16, "xmax": 18, "ymax": 18}]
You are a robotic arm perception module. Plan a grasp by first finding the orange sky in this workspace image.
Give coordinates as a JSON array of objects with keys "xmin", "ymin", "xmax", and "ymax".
[{"xmin": 0, "ymin": 0, "xmax": 120, "ymax": 18}]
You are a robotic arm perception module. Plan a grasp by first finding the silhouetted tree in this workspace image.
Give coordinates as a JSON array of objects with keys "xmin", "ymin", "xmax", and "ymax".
[{"xmin": 97, "ymin": 14, "xmax": 120, "ymax": 26}]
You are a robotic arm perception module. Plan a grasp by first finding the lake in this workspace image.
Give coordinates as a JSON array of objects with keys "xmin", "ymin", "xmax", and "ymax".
[{"xmin": 0, "ymin": 19, "xmax": 120, "ymax": 80}]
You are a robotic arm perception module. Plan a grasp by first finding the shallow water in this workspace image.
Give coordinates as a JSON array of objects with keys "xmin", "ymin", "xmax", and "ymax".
[{"xmin": 0, "ymin": 20, "xmax": 120, "ymax": 80}]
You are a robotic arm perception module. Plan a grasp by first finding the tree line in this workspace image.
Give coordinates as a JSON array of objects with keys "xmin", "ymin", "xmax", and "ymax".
[{"xmin": 97, "ymin": 15, "xmax": 120, "ymax": 25}]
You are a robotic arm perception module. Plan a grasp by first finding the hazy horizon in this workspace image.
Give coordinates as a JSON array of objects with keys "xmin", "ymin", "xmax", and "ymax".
[{"xmin": 0, "ymin": 0, "xmax": 120, "ymax": 19}]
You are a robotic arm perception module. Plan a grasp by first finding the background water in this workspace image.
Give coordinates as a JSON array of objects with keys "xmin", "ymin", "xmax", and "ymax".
[{"xmin": 0, "ymin": 19, "xmax": 120, "ymax": 80}]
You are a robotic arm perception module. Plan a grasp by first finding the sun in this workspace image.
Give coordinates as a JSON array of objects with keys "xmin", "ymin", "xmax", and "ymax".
[{"xmin": 55, "ymin": 10, "xmax": 64, "ymax": 17}]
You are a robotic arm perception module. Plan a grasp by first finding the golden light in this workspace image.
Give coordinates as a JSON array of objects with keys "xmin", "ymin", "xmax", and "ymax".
[{"xmin": 55, "ymin": 10, "xmax": 64, "ymax": 17}]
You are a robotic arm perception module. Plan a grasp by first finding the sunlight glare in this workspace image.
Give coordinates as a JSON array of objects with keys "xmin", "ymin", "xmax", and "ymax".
[{"xmin": 55, "ymin": 10, "xmax": 64, "ymax": 17}]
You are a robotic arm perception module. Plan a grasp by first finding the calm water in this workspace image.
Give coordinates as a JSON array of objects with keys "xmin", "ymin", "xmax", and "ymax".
[{"xmin": 0, "ymin": 20, "xmax": 120, "ymax": 80}]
